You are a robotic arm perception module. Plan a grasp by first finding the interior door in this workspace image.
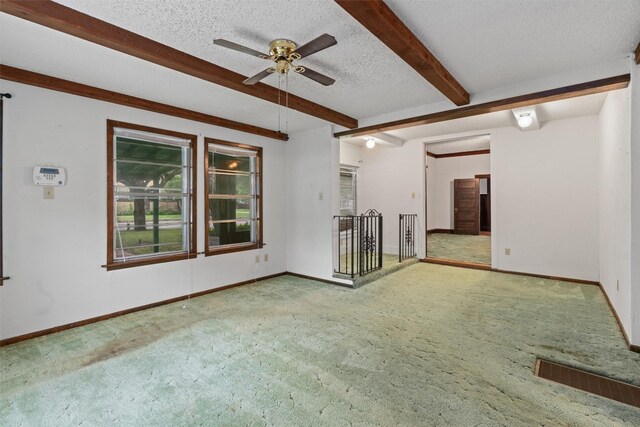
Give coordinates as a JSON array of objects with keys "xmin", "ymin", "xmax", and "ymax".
[{"xmin": 454, "ymin": 178, "xmax": 480, "ymax": 235}]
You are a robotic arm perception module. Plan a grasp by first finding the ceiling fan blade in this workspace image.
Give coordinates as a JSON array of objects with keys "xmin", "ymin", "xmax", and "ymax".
[
  {"xmin": 295, "ymin": 67, "xmax": 335, "ymax": 86},
  {"xmin": 243, "ymin": 69, "xmax": 274, "ymax": 85},
  {"xmin": 294, "ymin": 34, "xmax": 337, "ymax": 58},
  {"xmin": 213, "ymin": 39, "xmax": 269, "ymax": 59}
]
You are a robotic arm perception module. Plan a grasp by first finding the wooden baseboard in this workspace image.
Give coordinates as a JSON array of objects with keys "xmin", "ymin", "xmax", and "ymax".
[
  {"xmin": 598, "ymin": 284, "xmax": 639, "ymax": 353},
  {"xmin": 426, "ymin": 229, "xmax": 454, "ymax": 235},
  {"xmin": 421, "ymin": 257, "xmax": 491, "ymax": 270},
  {"xmin": 491, "ymin": 268, "xmax": 599, "ymax": 286},
  {"xmin": 286, "ymin": 271, "xmax": 354, "ymax": 288},
  {"xmin": 0, "ymin": 272, "xmax": 287, "ymax": 347}
]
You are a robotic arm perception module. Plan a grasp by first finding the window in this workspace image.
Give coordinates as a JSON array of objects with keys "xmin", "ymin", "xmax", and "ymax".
[
  {"xmin": 340, "ymin": 166, "xmax": 357, "ymax": 216},
  {"xmin": 106, "ymin": 120, "xmax": 197, "ymax": 270},
  {"xmin": 205, "ymin": 138, "xmax": 262, "ymax": 255}
]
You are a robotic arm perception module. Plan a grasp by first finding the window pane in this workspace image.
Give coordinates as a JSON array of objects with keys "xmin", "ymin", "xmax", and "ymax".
[
  {"xmin": 115, "ymin": 199, "xmax": 185, "ymax": 259},
  {"xmin": 208, "ymin": 220, "xmax": 253, "ymax": 247},
  {"xmin": 208, "ymin": 173, "xmax": 252, "ymax": 196},
  {"xmin": 116, "ymin": 162, "xmax": 183, "ymax": 190},
  {"xmin": 209, "ymin": 151, "xmax": 252, "ymax": 173},
  {"xmin": 117, "ymin": 137, "xmax": 182, "ymax": 164},
  {"xmin": 208, "ymin": 199, "xmax": 252, "ymax": 222}
]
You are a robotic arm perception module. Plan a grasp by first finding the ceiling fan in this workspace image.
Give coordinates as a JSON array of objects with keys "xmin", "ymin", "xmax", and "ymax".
[{"xmin": 213, "ymin": 34, "xmax": 337, "ymax": 86}]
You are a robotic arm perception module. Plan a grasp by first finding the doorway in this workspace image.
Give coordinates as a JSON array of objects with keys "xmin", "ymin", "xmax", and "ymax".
[
  {"xmin": 425, "ymin": 136, "xmax": 492, "ymax": 266},
  {"xmin": 476, "ymin": 174, "xmax": 491, "ymax": 235}
]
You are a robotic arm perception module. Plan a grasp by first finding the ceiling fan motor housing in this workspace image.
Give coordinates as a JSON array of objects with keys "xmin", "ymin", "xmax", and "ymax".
[{"xmin": 269, "ymin": 39, "xmax": 298, "ymax": 74}]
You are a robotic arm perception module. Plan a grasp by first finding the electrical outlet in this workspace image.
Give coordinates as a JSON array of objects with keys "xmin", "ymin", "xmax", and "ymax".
[
  {"xmin": 505, "ymin": 248, "xmax": 511, "ymax": 256},
  {"xmin": 255, "ymin": 255, "xmax": 260, "ymax": 263},
  {"xmin": 264, "ymin": 253, "xmax": 269, "ymax": 262},
  {"xmin": 43, "ymin": 186, "xmax": 54, "ymax": 199}
]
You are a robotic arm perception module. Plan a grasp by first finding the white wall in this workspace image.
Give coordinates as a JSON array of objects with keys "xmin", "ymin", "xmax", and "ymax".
[
  {"xmin": 428, "ymin": 154, "xmax": 490, "ymax": 230},
  {"xmin": 286, "ymin": 126, "xmax": 349, "ymax": 284},
  {"xmin": 0, "ymin": 80, "xmax": 288, "ymax": 340},
  {"xmin": 357, "ymin": 142, "xmax": 426, "ymax": 257},
  {"xmin": 491, "ymin": 116, "xmax": 599, "ymax": 281},
  {"xmin": 630, "ymin": 60, "xmax": 640, "ymax": 346},
  {"xmin": 598, "ymin": 87, "xmax": 632, "ymax": 341}
]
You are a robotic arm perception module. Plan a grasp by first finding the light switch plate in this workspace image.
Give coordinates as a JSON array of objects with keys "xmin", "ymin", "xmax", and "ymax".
[
  {"xmin": 43, "ymin": 186, "xmax": 54, "ymax": 199},
  {"xmin": 505, "ymin": 248, "xmax": 511, "ymax": 256},
  {"xmin": 264, "ymin": 253, "xmax": 269, "ymax": 262}
]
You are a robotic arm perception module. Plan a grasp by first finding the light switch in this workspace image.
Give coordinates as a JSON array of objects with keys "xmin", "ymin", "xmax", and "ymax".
[
  {"xmin": 255, "ymin": 255, "xmax": 260, "ymax": 263},
  {"xmin": 411, "ymin": 192, "xmax": 416, "ymax": 199},
  {"xmin": 43, "ymin": 187, "xmax": 54, "ymax": 199},
  {"xmin": 505, "ymin": 248, "xmax": 511, "ymax": 256},
  {"xmin": 319, "ymin": 192, "xmax": 324, "ymax": 201},
  {"xmin": 264, "ymin": 253, "xmax": 269, "ymax": 262}
]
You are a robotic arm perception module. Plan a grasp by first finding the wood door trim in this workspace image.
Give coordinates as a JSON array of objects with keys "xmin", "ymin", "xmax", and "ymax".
[
  {"xmin": 335, "ymin": 0, "xmax": 469, "ymax": 106},
  {"xmin": 431, "ymin": 149, "xmax": 490, "ymax": 159},
  {"xmin": 334, "ymin": 74, "xmax": 630, "ymax": 138},
  {"xmin": 423, "ymin": 257, "xmax": 491, "ymax": 270},
  {"xmin": 0, "ymin": 0, "xmax": 357, "ymax": 129},
  {"xmin": 0, "ymin": 65, "xmax": 288, "ymax": 141},
  {"xmin": 426, "ymin": 228, "xmax": 454, "ymax": 234}
]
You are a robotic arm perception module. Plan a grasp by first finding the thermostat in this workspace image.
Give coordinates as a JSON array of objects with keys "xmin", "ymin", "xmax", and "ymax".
[{"xmin": 33, "ymin": 166, "xmax": 66, "ymax": 186}]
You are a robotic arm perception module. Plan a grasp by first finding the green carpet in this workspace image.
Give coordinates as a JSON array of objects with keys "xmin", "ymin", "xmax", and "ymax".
[
  {"xmin": 2, "ymin": 264, "xmax": 639, "ymax": 425},
  {"xmin": 427, "ymin": 233, "xmax": 491, "ymax": 264}
]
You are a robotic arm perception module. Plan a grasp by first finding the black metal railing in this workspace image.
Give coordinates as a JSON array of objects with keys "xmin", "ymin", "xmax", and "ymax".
[
  {"xmin": 399, "ymin": 214, "xmax": 417, "ymax": 262},
  {"xmin": 334, "ymin": 209, "xmax": 383, "ymax": 278}
]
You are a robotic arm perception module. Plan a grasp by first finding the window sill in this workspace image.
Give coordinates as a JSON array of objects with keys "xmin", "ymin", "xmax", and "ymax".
[
  {"xmin": 103, "ymin": 253, "xmax": 197, "ymax": 271},
  {"xmin": 205, "ymin": 243, "xmax": 262, "ymax": 257}
]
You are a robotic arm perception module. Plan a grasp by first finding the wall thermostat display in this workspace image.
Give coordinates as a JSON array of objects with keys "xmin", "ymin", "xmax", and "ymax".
[{"xmin": 33, "ymin": 166, "xmax": 66, "ymax": 186}]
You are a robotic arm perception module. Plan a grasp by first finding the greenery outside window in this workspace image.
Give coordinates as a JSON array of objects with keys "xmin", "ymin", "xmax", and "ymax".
[
  {"xmin": 205, "ymin": 138, "xmax": 262, "ymax": 255},
  {"xmin": 106, "ymin": 120, "xmax": 197, "ymax": 270}
]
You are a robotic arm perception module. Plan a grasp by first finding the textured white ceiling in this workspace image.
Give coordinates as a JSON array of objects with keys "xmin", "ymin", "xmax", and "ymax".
[
  {"xmin": 0, "ymin": 13, "xmax": 322, "ymax": 134},
  {"xmin": 53, "ymin": 0, "xmax": 447, "ymax": 119},
  {"xmin": 1, "ymin": 1, "xmax": 637, "ymax": 135},
  {"xmin": 386, "ymin": 0, "xmax": 640, "ymax": 95}
]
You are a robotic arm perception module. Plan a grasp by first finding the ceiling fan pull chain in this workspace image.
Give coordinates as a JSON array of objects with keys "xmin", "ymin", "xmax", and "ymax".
[
  {"xmin": 285, "ymin": 72, "xmax": 289, "ymax": 134},
  {"xmin": 277, "ymin": 73, "xmax": 282, "ymax": 133}
]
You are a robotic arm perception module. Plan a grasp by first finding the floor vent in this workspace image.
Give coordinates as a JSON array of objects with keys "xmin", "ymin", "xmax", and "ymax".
[{"xmin": 535, "ymin": 359, "xmax": 640, "ymax": 407}]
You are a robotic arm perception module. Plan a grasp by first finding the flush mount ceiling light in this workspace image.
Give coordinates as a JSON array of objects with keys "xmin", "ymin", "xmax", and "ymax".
[
  {"xmin": 365, "ymin": 137, "xmax": 376, "ymax": 149},
  {"xmin": 517, "ymin": 113, "xmax": 533, "ymax": 128},
  {"xmin": 512, "ymin": 107, "xmax": 540, "ymax": 131}
]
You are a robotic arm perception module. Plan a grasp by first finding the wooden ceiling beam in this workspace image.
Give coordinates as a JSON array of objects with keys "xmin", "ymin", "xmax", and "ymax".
[
  {"xmin": 0, "ymin": 0, "xmax": 358, "ymax": 129},
  {"xmin": 334, "ymin": 74, "xmax": 630, "ymax": 138},
  {"xmin": 335, "ymin": 0, "xmax": 469, "ymax": 106},
  {"xmin": 0, "ymin": 65, "xmax": 288, "ymax": 141}
]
